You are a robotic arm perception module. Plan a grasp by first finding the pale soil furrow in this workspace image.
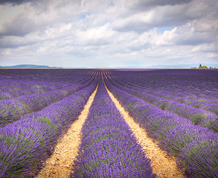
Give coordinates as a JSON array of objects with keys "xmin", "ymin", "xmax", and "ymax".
[
  {"xmin": 104, "ymin": 82, "xmax": 186, "ymax": 178},
  {"xmin": 35, "ymin": 85, "xmax": 98, "ymax": 178}
]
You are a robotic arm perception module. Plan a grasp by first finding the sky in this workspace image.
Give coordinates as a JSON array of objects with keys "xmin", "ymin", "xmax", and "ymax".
[{"xmin": 0, "ymin": 0, "xmax": 218, "ymax": 68}]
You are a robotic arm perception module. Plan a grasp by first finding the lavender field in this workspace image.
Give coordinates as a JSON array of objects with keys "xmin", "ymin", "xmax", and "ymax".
[{"xmin": 0, "ymin": 69, "xmax": 218, "ymax": 178}]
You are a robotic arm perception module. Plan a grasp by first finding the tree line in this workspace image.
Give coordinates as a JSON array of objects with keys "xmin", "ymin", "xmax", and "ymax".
[{"xmin": 191, "ymin": 64, "xmax": 217, "ymax": 69}]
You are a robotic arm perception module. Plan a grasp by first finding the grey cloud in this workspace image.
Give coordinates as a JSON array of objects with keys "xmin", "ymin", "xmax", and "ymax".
[
  {"xmin": 112, "ymin": 6, "xmax": 189, "ymax": 33},
  {"xmin": 112, "ymin": 0, "xmax": 218, "ymax": 34},
  {"xmin": 172, "ymin": 20, "xmax": 218, "ymax": 46},
  {"xmin": 0, "ymin": 15, "xmax": 36, "ymax": 37},
  {"xmin": 85, "ymin": 39, "xmax": 110, "ymax": 46},
  {"xmin": 0, "ymin": 0, "xmax": 83, "ymax": 38},
  {"xmin": 128, "ymin": 43, "xmax": 151, "ymax": 52},
  {"xmin": 0, "ymin": 0, "xmax": 27, "ymax": 4},
  {"xmin": 0, "ymin": 36, "xmax": 36, "ymax": 48},
  {"xmin": 127, "ymin": 0, "xmax": 193, "ymax": 11},
  {"xmin": 175, "ymin": 36, "xmax": 213, "ymax": 46},
  {"xmin": 192, "ymin": 42, "xmax": 218, "ymax": 53},
  {"xmin": 112, "ymin": 18, "xmax": 183, "ymax": 34},
  {"xmin": 113, "ymin": 22, "xmax": 150, "ymax": 34}
]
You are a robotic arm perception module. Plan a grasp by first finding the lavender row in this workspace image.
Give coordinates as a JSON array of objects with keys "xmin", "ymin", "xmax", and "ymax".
[
  {"xmin": 0, "ymin": 73, "xmax": 95, "ymax": 101},
  {"xmin": 105, "ymin": 77, "xmax": 218, "ymax": 178},
  {"xmin": 0, "ymin": 80, "xmax": 61, "ymax": 92},
  {"xmin": 0, "ymin": 84, "xmax": 70, "ymax": 101},
  {"xmin": 0, "ymin": 69, "xmax": 96, "ymax": 85},
  {"xmin": 0, "ymin": 76, "xmax": 96, "ymax": 127},
  {"xmin": 0, "ymin": 78, "xmax": 98, "ymax": 178},
  {"xmin": 0, "ymin": 70, "xmax": 95, "ymax": 100},
  {"xmin": 106, "ymin": 76, "xmax": 218, "ymax": 133},
  {"xmin": 111, "ymin": 74, "xmax": 218, "ymax": 104},
  {"xmin": 106, "ymin": 76, "xmax": 218, "ymax": 131},
  {"xmin": 109, "ymin": 69, "xmax": 218, "ymax": 101},
  {"xmin": 71, "ymin": 79, "xmax": 155, "ymax": 178},
  {"xmin": 110, "ymin": 74, "xmax": 218, "ymax": 117},
  {"xmin": 110, "ymin": 76, "xmax": 218, "ymax": 115}
]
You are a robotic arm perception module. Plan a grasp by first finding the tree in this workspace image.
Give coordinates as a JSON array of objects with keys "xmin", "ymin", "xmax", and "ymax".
[
  {"xmin": 198, "ymin": 64, "xmax": 208, "ymax": 69},
  {"xmin": 199, "ymin": 64, "xmax": 202, "ymax": 68},
  {"xmin": 202, "ymin": 65, "xmax": 208, "ymax": 69}
]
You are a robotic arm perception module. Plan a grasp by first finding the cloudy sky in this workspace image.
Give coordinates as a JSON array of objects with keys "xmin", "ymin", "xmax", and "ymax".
[{"xmin": 0, "ymin": 0, "xmax": 218, "ymax": 68}]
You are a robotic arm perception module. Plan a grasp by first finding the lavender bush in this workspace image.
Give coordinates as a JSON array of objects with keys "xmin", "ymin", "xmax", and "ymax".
[
  {"xmin": 108, "ymin": 69, "xmax": 218, "ymax": 100},
  {"xmin": 0, "ymin": 83, "xmax": 71, "ymax": 101},
  {"xmin": 107, "ymin": 77, "xmax": 218, "ymax": 133},
  {"xmin": 111, "ymin": 74, "xmax": 218, "ymax": 115},
  {"xmin": 0, "ymin": 76, "xmax": 95, "ymax": 127}
]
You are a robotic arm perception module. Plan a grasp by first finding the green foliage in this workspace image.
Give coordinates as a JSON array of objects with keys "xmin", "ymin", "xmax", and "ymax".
[
  {"xmin": 198, "ymin": 64, "xmax": 208, "ymax": 69},
  {"xmin": 192, "ymin": 113, "xmax": 207, "ymax": 124},
  {"xmin": 197, "ymin": 64, "xmax": 217, "ymax": 69},
  {"xmin": 37, "ymin": 117, "xmax": 57, "ymax": 132},
  {"xmin": 126, "ymin": 102, "xmax": 134, "ymax": 111},
  {"xmin": 192, "ymin": 64, "xmax": 217, "ymax": 69}
]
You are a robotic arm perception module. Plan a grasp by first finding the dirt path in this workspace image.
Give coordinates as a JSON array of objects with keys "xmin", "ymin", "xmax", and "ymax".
[
  {"xmin": 35, "ymin": 85, "xmax": 98, "ymax": 178},
  {"xmin": 104, "ymin": 82, "xmax": 186, "ymax": 178}
]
